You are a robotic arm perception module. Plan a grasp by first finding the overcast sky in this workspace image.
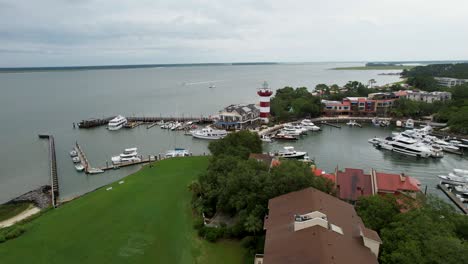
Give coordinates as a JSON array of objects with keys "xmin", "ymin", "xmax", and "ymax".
[{"xmin": 1, "ymin": 0, "xmax": 467, "ymax": 67}]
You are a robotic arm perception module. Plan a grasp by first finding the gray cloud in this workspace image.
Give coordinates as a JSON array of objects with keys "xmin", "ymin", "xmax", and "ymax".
[{"xmin": 0, "ymin": 0, "xmax": 467, "ymax": 66}]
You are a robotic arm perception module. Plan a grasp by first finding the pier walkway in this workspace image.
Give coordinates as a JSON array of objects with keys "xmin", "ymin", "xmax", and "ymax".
[
  {"xmin": 38, "ymin": 134, "xmax": 59, "ymax": 207},
  {"xmin": 437, "ymin": 184, "xmax": 468, "ymax": 214},
  {"xmin": 78, "ymin": 116, "xmax": 214, "ymax": 128}
]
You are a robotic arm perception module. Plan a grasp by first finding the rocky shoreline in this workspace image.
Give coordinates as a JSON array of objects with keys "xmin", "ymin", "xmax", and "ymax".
[{"xmin": 5, "ymin": 185, "xmax": 52, "ymax": 209}]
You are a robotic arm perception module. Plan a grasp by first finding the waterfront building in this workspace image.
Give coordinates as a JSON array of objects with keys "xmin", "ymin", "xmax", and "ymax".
[
  {"xmin": 257, "ymin": 81, "xmax": 273, "ymax": 123},
  {"xmin": 322, "ymin": 96, "xmax": 396, "ymax": 116},
  {"xmin": 313, "ymin": 167, "xmax": 421, "ymax": 203},
  {"xmin": 406, "ymin": 90, "xmax": 452, "ymax": 103},
  {"xmin": 434, "ymin": 77, "xmax": 468, "ymax": 87},
  {"xmin": 216, "ymin": 104, "xmax": 260, "ymax": 130},
  {"xmin": 257, "ymin": 187, "xmax": 381, "ymax": 264}
]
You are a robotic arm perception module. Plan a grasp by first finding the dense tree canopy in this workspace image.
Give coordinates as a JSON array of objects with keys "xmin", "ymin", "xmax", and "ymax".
[
  {"xmin": 357, "ymin": 194, "xmax": 468, "ymax": 264},
  {"xmin": 270, "ymin": 87, "xmax": 322, "ymax": 121},
  {"xmin": 208, "ymin": 130, "xmax": 262, "ymax": 159},
  {"xmin": 192, "ymin": 131, "xmax": 335, "ymax": 238}
]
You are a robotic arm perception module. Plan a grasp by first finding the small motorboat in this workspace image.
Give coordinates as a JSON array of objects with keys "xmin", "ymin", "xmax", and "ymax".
[
  {"xmin": 260, "ymin": 135, "xmax": 273, "ymax": 143},
  {"xmin": 396, "ymin": 120, "xmax": 403, "ymax": 127},
  {"xmin": 70, "ymin": 150, "xmax": 78, "ymax": 157},
  {"xmin": 368, "ymin": 137, "xmax": 381, "ymax": 144},
  {"xmin": 346, "ymin": 120, "xmax": 361, "ymax": 127},
  {"xmin": 379, "ymin": 120, "xmax": 390, "ymax": 127},
  {"xmin": 72, "ymin": 157, "xmax": 81, "ymax": 163},
  {"xmin": 405, "ymin": 119, "xmax": 414, "ymax": 129},
  {"xmin": 75, "ymin": 164, "xmax": 84, "ymax": 172}
]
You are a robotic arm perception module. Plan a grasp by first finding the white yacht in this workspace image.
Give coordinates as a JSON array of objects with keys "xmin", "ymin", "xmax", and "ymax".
[
  {"xmin": 283, "ymin": 124, "xmax": 307, "ymax": 135},
  {"xmin": 72, "ymin": 157, "xmax": 81, "ymax": 163},
  {"xmin": 379, "ymin": 135, "xmax": 433, "ymax": 158},
  {"xmin": 438, "ymin": 174, "xmax": 468, "ymax": 185},
  {"xmin": 301, "ymin": 120, "xmax": 321, "ymax": 131},
  {"xmin": 165, "ymin": 148, "xmax": 190, "ymax": 158},
  {"xmin": 191, "ymin": 127, "xmax": 227, "ymax": 140},
  {"xmin": 112, "ymin": 147, "xmax": 141, "ymax": 164},
  {"xmin": 70, "ymin": 150, "xmax": 78, "ymax": 157},
  {"xmin": 405, "ymin": 119, "xmax": 414, "ymax": 129},
  {"xmin": 277, "ymin": 146, "xmax": 307, "ymax": 159},
  {"xmin": 453, "ymin": 169, "xmax": 468, "ymax": 177},
  {"xmin": 108, "ymin": 115, "xmax": 127, "ymax": 131}
]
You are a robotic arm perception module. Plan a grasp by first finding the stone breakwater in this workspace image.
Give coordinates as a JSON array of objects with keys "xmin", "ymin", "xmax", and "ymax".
[{"xmin": 6, "ymin": 185, "xmax": 52, "ymax": 209}]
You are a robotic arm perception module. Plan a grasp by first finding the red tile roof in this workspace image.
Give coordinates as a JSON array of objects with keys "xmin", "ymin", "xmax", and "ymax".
[
  {"xmin": 375, "ymin": 172, "xmax": 420, "ymax": 192},
  {"xmin": 336, "ymin": 168, "xmax": 373, "ymax": 201},
  {"xmin": 263, "ymin": 188, "xmax": 379, "ymax": 264}
]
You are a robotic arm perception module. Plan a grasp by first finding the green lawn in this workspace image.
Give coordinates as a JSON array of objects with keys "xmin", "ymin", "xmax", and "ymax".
[
  {"xmin": 0, "ymin": 203, "xmax": 31, "ymax": 222},
  {"xmin": 332, "ymin": 65, "xmax": 414, "ymax": 70},
  {"xmin": 0, "ymin": 156, "xmax": 245, "ymax": 264}
]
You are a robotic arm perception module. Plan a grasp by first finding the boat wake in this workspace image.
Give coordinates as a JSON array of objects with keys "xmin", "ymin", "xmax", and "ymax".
[{"xmin": 182, "ymin": 80, "xmax": 224, "ymax": 86}]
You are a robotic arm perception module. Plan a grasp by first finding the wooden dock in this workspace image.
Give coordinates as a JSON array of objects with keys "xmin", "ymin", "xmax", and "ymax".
[
  {"xmin": 146, "ymin": 122, "xmax": 158, "ymax": 129},
  {"xmin": 78, "ymin": 115, "xmax": 214, "ymax": 129},
  {"xmin": 100, "ymin": 155, "xmax": 157, "ymax": 171},
  {"xmin": 320, "ymin": 121, "xmax": 341, "ymax": 128},
  {"xmin": 437, "ymin": 184, "xmax": 468, "ymax": 215},
  {"xmin": 38, "ymin": 134, "xmax": 59, "ymax": 207},
  {"xmin": 75, "ymin": 142, "xmax": 91, "ymax": 173}
]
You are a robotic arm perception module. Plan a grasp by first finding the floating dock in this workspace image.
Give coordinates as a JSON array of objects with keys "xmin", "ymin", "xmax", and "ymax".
[
  {"xmin": 75, "ymin": 142, "xmax": 90, "ymax": 172},
  {"xmin": 146, "ymin": 123, "xmax": 158, "ymax": 129},
  {"xmin": 38, "ymin": 134, "xmax": 59, "ymax": 207},
  {"xmin": 437, "ymin": 184, "xmax": 468, "ymax": 215},
  {"xmin": 100, "ymin": 155, "xmax": 157, "ymax": 171}
]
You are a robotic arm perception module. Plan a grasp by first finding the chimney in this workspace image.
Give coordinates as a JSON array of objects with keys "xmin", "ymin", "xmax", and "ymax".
[{"xmin": 400, "ymin": 173, "xmax": 406, "ymax": 182}]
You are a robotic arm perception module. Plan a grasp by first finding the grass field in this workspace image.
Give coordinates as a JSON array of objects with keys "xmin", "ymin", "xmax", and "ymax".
[
  {"xmin": 332, "ymin": 65, "xmax": 414, "ymax": 70},
  {"xmin": 0, "ymin": 157, "xmax": 245, "ymax": 264},
  {"xmin": 0, "ymin": 203, "xmax": 31, "ymax": 222}
]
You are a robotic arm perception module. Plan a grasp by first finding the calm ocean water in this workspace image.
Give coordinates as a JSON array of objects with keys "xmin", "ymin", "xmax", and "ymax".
[{"xmin": 0, "ymin": 62, "xmax": 463, "ymax": 204}]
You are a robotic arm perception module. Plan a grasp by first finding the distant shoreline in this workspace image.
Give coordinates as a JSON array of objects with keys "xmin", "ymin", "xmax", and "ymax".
[
  {"xmin": 332, "ymin": 65, "xmax": 415, "ymax": 70},
  {"xmin": 0, "ymin": 62, "xmax": 279, "ymax": 73}
]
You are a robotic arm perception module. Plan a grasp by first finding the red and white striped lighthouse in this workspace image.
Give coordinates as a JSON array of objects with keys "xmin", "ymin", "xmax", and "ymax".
[{"xmin": 257, "ymin": 81, "xmax": 273, "ymax": 123}]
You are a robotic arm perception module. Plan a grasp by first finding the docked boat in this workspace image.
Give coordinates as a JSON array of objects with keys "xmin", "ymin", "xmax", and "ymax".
[
  {"xmin": 405, "ymin": 119, "xmax": 414, "ymax": 129},
  {"xmin": 372, "ymin": 117, "xmax": 380, "ymax": 126},
  {"xmin": 454, "ymin": 185, "xmax": 468, "ymax": 197},
  {"xmin": 379, "ymin": 120, "xmax": 390, "ymax": 127},
  {"xmin": 453, "ymin": 169, "xmax": 468, "ymax": 177},
  {"xmin": 191, "ymin": 127, "xmax": 227, "ymax": 140},
  {"xmin": 75, "ymin": 164, "xmax": 84, "ymax": 172},
  {"xmin": 108, "ymin": 115, "xmax": 127, "ymax": 131},
  {"xmin": 274, "ymin": 132, "xmax": 298, "ymax": 140},
  {"xmin": 368, "ymin": 137, "xmax": 381, "ymax": 144},
  {"xmin": 165, "ymin": 148, "xmax": 190, "ymax": 158},
  {"xmin": 112, "ymin": 147, "xmax": 141, "ymax": 164},
  {"xmin": 438, "ymin": 174, "xmax": 468, "ymax": 185},
  {"xmin": 260, "ymin": 135, "xmax": 273, "ymax": 143},
  {"xmin": 378, "ymin": 135, "xmax": 433, "ymax": 158},
  {"xmin": 396, "ymin": 120, "xmax": 403, "ymax": 127},
  {"xmin": 72, "ymin": 157, "xmax": 81, "ymax": 163},
  {"xmin": 277, "ymin": 146, "xmax": 307, "ymax": 159},
  {"xmin": 283, "ymin": 125, "xmax": 307, "ymax": 135},
  {"xmin": 346, "ymin": 120, "xmax": 361, "ymax": 127},
  {"xmin": 70, "ymin": 150, "xmax": 78, "ymax": 157},
  {"xmin": 301, "ymin": 120, "xmax": 321, "ymax": 131}
]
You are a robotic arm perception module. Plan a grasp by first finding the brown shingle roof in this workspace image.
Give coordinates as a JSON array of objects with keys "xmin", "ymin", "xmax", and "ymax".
[
  {"xmin": 249, "ymin": 153, "xmax": 273, "ymax": 167},
  {"xmin": 263, "ymin": 187, "xmax": 379, "ymax": 264}
]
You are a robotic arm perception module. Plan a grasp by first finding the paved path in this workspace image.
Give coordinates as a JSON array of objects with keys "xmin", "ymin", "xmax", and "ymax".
[{"xmin": 0, "ymin": 206, "xmax": 41, "ymax": 228}]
